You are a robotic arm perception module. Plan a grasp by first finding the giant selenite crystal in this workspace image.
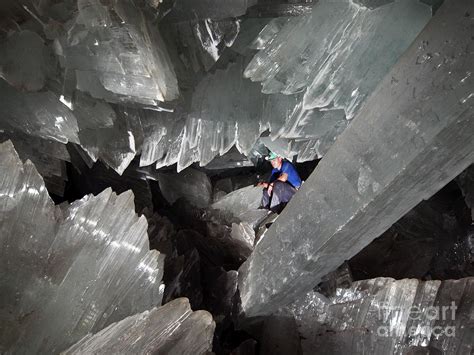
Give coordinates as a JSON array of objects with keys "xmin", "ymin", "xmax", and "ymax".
[
  {"xmin": 244, "ymin": 0, "xmax": 431, "ymax": 119},
  {"xmin": 288, "ymin": 278, "xmax": 474, "ymax": 354},
  {"xmin": 211, "ymin": 185, "xmax": 266, "ymax": 228},
  {"xmin": 73, "ymin": 97, "xmax": 141, "ymax": 175},
  {"xmin": 156, "ymin": 0, "xmax": 433, "ymax": 170},
  {"xmin": 0, "ymin": 141, "xmax": 165, "ymax": 353},
  {"xmin": 0, "ymin": 79, "xmax": 79, "ymax": 145},
  {"xmin": 64, "ymin": 298, "xmax": 215, "ymax": 354},
  {"xmin": 164, "ymin": 18, "xmax": 241, "ymax": 73},
  {"xmin": 156, "ymin": 167, "xmax": 213, "ymax": 208},
  {"xmin": 0, "ymin": 132, "xmax": 71, "ymax": 196},
  {"xmin": 135, "ymin": 59, "xmax": 266, "ymax": 172},
  {"xmin": 238, "ymin": 0, "xmax": 474, "ymax": 317},
  {"xmin": 62, "ymin": 0, "xmax": 179, "ymax": 107},
  {"xmin": 238, "ymin": 0, "xmax": 432, "ymax": 163},
  {"xmin": 185, "ymin": 58, "xmax": 264, "ymax": 168},
  {"xmin": 0, "ymin": 30, "xmax": 53, "ymax": 91}
]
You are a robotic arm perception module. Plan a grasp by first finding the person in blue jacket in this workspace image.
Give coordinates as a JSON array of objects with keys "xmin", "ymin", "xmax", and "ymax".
[{"xmin": 258, "ymin": 152, "xmax": 302, "ymax": 213}]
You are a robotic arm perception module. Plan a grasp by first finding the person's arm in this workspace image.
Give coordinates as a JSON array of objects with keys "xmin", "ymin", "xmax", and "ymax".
[
  {"xmin": 281, "ymin": 161, "xmax": 302, "ymax": 188},
  {"xmin": 275, "ymin": 162, "xmax": 290, "ymax": 183},
  {"xmin": 258, "ymin": 170, "xmax": 278, "ymax": 190},
  {"xmin": 268, "ymin": 170, "xmax": 279, "ymax": 184},
  {"xmin": 264, "ymin": 172, "xmax": 287, "ymax": 195},
  {"xmin": 276, "ymin": 173, "xmax": 288, "ymax": 182},
  {"xmin": 257, "ymin": 174, "xmax": 275, "ymax": 188}
]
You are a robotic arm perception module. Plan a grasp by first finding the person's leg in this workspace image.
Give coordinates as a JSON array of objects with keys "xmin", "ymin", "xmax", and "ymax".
[
  {"xmin": 269, "ymin": 181, "xmax": 296, "ymax": 212},
  {"xmin": 261, "ymin": 187, "xmax": 271, "ymax": 209}
]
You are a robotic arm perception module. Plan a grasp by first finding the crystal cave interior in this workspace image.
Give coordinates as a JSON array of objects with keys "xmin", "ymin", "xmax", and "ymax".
[{"xmin": 0, "ymin": 0, "xmax": 473, "ymax": 354}]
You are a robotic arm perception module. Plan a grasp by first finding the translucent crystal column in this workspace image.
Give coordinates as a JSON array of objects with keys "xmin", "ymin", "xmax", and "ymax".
[{"xmin": 64, "ymin": 298, "xmax": 215, "ymax": 354}]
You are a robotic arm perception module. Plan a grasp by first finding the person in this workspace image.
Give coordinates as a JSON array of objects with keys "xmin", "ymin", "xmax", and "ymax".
[{"xmin": 257, "ymin": 152, "xmax": 302, "ymax": 213}]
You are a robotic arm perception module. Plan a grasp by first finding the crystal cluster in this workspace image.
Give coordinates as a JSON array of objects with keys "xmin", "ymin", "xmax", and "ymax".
[
  {"xmin": 288, "ymin": 277, "xmax": 474, "ymax": 354},
  {"xmin": 0, "ymin": 141, "xmax": 165, "ymax": 353},
  {"xmin": 0, "ymin": 0, "xmax": 435, "ymax": 183},
  {"xmin": 0, "ymin": 132, "xmax": 71, "ymax": 196},
  {"xmin": 164, "ymin": 18, "xmax": 241, "ymax": 74},
  {"xmin": 0, "ymin": 1, "xmax": 181, "ymax": 185},
  {"xmin": 60, "ymin": 0, "xmax": 179, "ymax": 106},
  {"xmin": 245, "ymin": 0, "xmax": 431, "ymax": 119},
  {"xmin": 156, "ymin": 0, "xmax": 432, "ymax": 168},
  {"xmin": 237, "ymin": 0, "xmax": 432, "ymax": 162},
  {"xmin": 0, "ymin": 79, "xmax": 79, "ymax": 145}
]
